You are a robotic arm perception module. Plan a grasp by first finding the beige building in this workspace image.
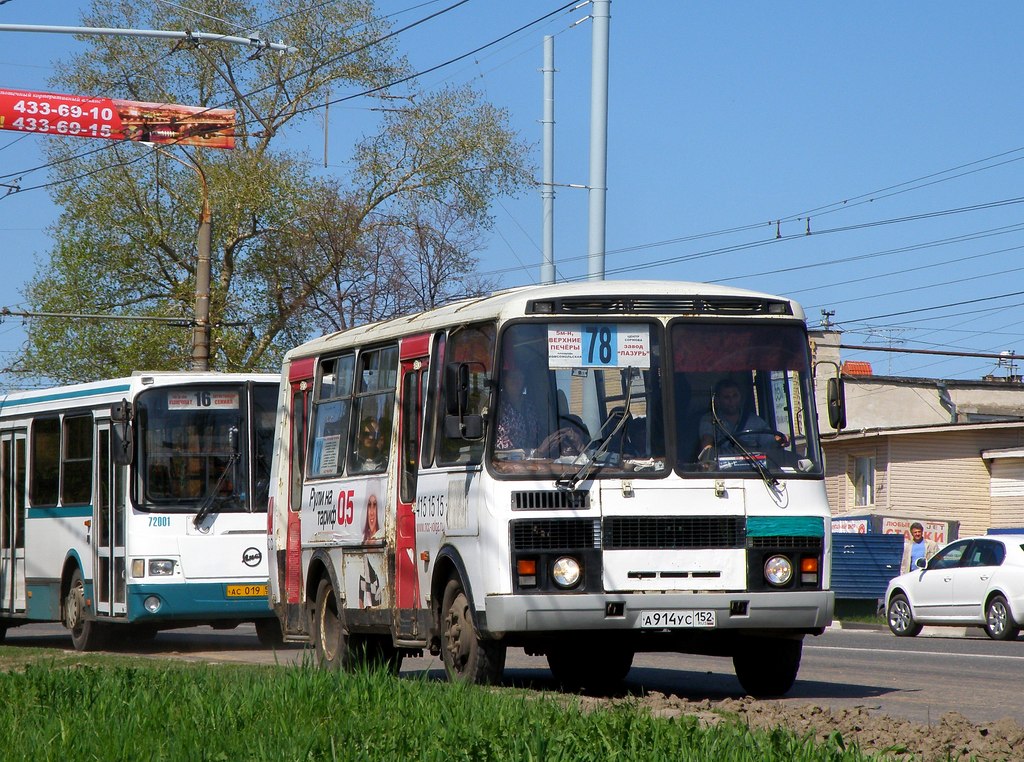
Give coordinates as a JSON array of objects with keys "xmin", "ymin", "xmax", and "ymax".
[{"xmin": 809, "ymin": 330, "xmax": 1024, "ymax": 536}]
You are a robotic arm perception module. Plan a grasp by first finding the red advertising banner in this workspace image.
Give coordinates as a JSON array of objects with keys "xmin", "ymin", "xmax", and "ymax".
[{"xmin": 0, "ymin": 88, "xmax": 235, "ymax": 149}]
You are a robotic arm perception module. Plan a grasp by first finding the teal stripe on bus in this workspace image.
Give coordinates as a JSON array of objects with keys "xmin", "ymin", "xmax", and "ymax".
[
  {"xmin": 27, "ymin": 505, "xmax": 93, "ymax": 519},
  {"xmin": 0, "ymin": 383, "xmax": 132, "ymax": 410},
  {"xmin": 746, "ymin": 516, "xmax": 824, "ymax": 537}
]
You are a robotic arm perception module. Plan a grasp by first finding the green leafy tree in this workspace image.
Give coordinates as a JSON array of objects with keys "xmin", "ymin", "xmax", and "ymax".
[{"xmin": 16, "ymin": 0, "xmax": 532, "ymax": 383}]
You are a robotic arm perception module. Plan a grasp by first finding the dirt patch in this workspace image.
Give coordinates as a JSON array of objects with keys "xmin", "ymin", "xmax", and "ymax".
[{"xmin": 576, "ymin": 692, "xmax": 1024, "ymax": 760}]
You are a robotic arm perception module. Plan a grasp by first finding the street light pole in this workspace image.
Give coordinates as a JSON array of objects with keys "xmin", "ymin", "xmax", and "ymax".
[
  {"xmin": 192, "ymin": 184, "xmax": 212, "ymax": 371},
  {"xmin": 150, "ymin": 145, "xmax": 212, "ymax": 371}
]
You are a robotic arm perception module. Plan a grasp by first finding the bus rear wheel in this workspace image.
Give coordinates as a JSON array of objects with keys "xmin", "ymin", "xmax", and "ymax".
[
  {"xmin": 440, "ymin": 577, "xmax": 505, "ymax": 685},
  {"xmin": 732, "ymin": 636, "xmax": 802, "ymax": 697},
  {"xmin": 313, "ymin": 577, "xmax": 352, "ymax": 670},
  {"xmin": 64, "ymin": 568, "xmax": 107, "ymax": 652}
]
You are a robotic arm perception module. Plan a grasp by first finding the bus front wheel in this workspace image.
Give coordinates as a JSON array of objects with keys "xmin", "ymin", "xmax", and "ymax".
[
  {"xmin": 440, "ymin": 577, "xmax": 505, "ymax": 685},
  {"xmin": 64, "ymin": 568, "xmax": 107, "ymax": 652}
]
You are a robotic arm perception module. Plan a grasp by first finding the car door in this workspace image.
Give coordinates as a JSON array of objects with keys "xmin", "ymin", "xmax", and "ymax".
[
  {"xmin": 910, "ymin": 540, "xmax": 970, "ymax": 620},
  {"xmin": 951, "ymin": 539, "xmax": 1003, "ymax": 621}
]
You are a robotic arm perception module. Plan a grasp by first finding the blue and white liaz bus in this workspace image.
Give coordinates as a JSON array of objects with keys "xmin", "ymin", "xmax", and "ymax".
[{"xmin": 0, "ymin": 371, "xmax": 281, "ymax": 650}]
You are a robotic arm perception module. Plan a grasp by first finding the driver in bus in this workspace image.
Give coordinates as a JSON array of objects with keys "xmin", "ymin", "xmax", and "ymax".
[{"xmin": 697, "ymin": 378, "xmax": 784, "ymax": 458}]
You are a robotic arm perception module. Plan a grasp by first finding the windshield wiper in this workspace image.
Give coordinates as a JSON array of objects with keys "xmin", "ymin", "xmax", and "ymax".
[
  {"xmin": 560, "ymin": 372, "xmax": 636, "ymax": 489},
  {"xmin": 709, "ymin": 411, "xmax": 780, "ymax": 491},
  {"xmin": 193, "ymin": 427, "xmax": 241, "ymax": 529}
]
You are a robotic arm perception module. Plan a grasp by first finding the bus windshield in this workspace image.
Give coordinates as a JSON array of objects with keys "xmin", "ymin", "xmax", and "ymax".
[
  {"xmin": 491, "ymin": 321, "xmax": 666, "ymax": 478},
  {"xmin": 670, "ymin": 321, "xmax": 822, "ymax": 477},
  {"xmin": 135, "ymin": 383, "xmax": 277, "ymax": 511},
  {"xmin": 489, "ymin": 320, "xmax": 821, "ymax": 479}
]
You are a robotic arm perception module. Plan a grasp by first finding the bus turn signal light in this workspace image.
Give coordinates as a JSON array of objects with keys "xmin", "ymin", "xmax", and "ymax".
[{"xmin": 517, "ymin": 559, "xmax": 537, "ymax": 588}]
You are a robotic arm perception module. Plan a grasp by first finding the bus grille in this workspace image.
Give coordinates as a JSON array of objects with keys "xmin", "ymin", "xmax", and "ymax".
[
  {"xmin": 526, "ymin": 295, "xmax": 793, "ymax": 316},
  {"xmin": 603, "ymin": 516, "xmax": 745, "ymax": 550},
  {"xmin": 748, "ymin": 535, "xmax": 823, "ymax": 550},
  {"xmin": 511, "ymin": 490, "xmax": 590, "ymax": 510},
  {"xmin": 511, "ymin": 518, "xmax": 601, "ymax": 550}
]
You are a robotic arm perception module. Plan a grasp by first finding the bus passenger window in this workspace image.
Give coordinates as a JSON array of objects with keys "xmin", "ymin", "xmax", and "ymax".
[
  {"xmin": 308, "ymin": 354, "xmax": 354, "ymax": 478},
  {"xmin": 62, "ymin": 414, "xmax": 94, "ymax": 505},
  {"xmin": 30, "ymin": 417, "xmax": 60, "ymax": 506}
]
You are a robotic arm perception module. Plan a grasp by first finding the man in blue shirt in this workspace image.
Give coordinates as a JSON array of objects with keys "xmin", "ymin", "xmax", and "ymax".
[{"xmin": 902, "ymin": 522, "xmax": 939, "ymax": 572}]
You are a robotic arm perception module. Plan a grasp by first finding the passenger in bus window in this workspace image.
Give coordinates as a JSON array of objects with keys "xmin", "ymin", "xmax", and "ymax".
[
  {"xmin": 495, "ymin": 368, "xmax": 541, "ymax": 453},
  {"xmin": 353, "ymin": 417, "xmax": 386, "ymax": 472}
]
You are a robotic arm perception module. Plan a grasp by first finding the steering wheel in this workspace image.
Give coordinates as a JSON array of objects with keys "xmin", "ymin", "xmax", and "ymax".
[
  {"xmin": 557, "ymin": 415, "xmax": 589, "ymax": 437},
  {"xmin": 732, "ymin": 428, "xmax": 789, "ymax": 448},
  {"xmin": 535, "ymin": 426, "xmax": 587, "ymax": 459}
]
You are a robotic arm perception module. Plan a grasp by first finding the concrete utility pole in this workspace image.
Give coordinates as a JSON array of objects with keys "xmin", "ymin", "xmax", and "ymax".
[
  {"xmin": 541, "ymin": 35, "xmax": 556, "ymax": 285},
  {"xmin": 587, "ymin": 0, "xmax": 610, "ymax": 281},
  {"xmin": 150, "ymin": 147, "xmax": 212, "ymax": 371}
]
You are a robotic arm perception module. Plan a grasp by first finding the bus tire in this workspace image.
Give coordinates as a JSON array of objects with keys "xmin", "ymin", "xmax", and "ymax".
[
  {"xmin": 255, "ymin": 618, "xmax": 285, "ymax": 648},
  {"xmin": 440, "ymin": 577, "xmax": 505, "ymax": 685},
  {"xmin": 547, "ymin": 644, "xmax": 633, "ymax": 692},
  {"xmin": 64, "ymin": 568, "xmax": 107, "ymax": 652},
  {"xmin": 732, "ymin": 636, "xmax": 802, "ymax": 697},
  {"xmin": 313, "ymin": 577, "xmax": 351, "ymax": 670}
]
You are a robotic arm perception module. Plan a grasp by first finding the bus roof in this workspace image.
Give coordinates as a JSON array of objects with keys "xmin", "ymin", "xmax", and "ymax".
[
  {"xmin": 284, "ymin": 279, "xmax": 806, "ymax": 361},
  {"xmin": 0, "ymin": 371, "xmax": 279, "ymax": 417}
]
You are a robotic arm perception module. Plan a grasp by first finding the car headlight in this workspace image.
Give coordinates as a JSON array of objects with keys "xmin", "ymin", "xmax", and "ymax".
[
  {"xmin": 552, "ymin": 556, "xmax": 582, "ymax": 588},
  {"xmin": 764, "ymin": 555, "xmax": 793, "ymax": 586}
]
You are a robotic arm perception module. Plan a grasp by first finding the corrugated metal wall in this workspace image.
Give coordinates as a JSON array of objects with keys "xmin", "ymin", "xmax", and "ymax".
[{"xmin": 831, "ymin": 533, "xmax": 905, "ymax": 599}]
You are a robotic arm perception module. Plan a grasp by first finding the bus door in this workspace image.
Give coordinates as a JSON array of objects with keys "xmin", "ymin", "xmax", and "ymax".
[
  {"xmin": 280, "ymin": 357, "xmax": 313, "ymax": 637},
  {"xmin": 0, "ymin": 429, "xmax": 26, "ymax": 614},
  {"xmin": 94, "ymin": 423, "xmax": 127, "ymax": 617},
  {"xmin": 395, "ymin": 336, "xmax": 428, "ymax": 640}
]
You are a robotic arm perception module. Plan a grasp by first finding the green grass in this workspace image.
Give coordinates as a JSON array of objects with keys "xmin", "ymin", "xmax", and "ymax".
[{"xmin": 0, "ymin": 655, "xmax": 871, "ymax": 761}]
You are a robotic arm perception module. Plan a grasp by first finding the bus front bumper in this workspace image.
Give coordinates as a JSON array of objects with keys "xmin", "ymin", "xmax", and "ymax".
[{"xmin": 480, "ymin": 590, "xmax": 834, "ymax": 635}]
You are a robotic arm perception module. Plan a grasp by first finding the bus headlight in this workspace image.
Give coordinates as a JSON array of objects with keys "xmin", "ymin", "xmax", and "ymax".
[
  {"xmin": 144, "ymin": 596, "xmax": 162, "ymax": 614},
  {"xmin": 552, "ymin": 556, "xmax": 582, "ymax": 588},
  {"xmin": 149, "ymin": 559, "xmax": 175, "ymax": 576},
  {"xmin": 764, "ymin": 555, "xmax": 793, "ymax": 587}
]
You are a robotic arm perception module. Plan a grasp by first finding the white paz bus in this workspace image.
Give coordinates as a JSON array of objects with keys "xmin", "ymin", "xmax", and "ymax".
[
  {"xmin": 267, "ymin": 281, "xmax": 839, "ymax": 696},
  {"xmin": 0, "ymin": 372, "xmax": 282, "ymax": 650}
]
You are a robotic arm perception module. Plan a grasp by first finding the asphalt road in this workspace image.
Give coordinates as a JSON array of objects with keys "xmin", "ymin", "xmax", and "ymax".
[{"xmin": 5, "ymin": 622, "xmax": 1022, "ymax": 727}]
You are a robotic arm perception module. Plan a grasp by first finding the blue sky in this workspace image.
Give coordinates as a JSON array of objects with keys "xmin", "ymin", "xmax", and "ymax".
[{"xmin": 3, "ymin": 2, "xmax": 1024, "ymax": 386}]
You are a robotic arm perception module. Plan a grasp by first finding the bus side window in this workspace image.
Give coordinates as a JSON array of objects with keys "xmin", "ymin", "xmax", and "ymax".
[
  {"xmin": 30, "ymin": 417, "xmax": 60, "ymax": 507},
  {"xmin": 436, "ymin": 323, "xmax": 494, "ymax": 467},
  {"xmin": 308, "ymin": 355, "xmax": 354, "ymax": 478},
  {"xmin": 62, "ymin": 414, "xmax": 94, "ymax": 505}
]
